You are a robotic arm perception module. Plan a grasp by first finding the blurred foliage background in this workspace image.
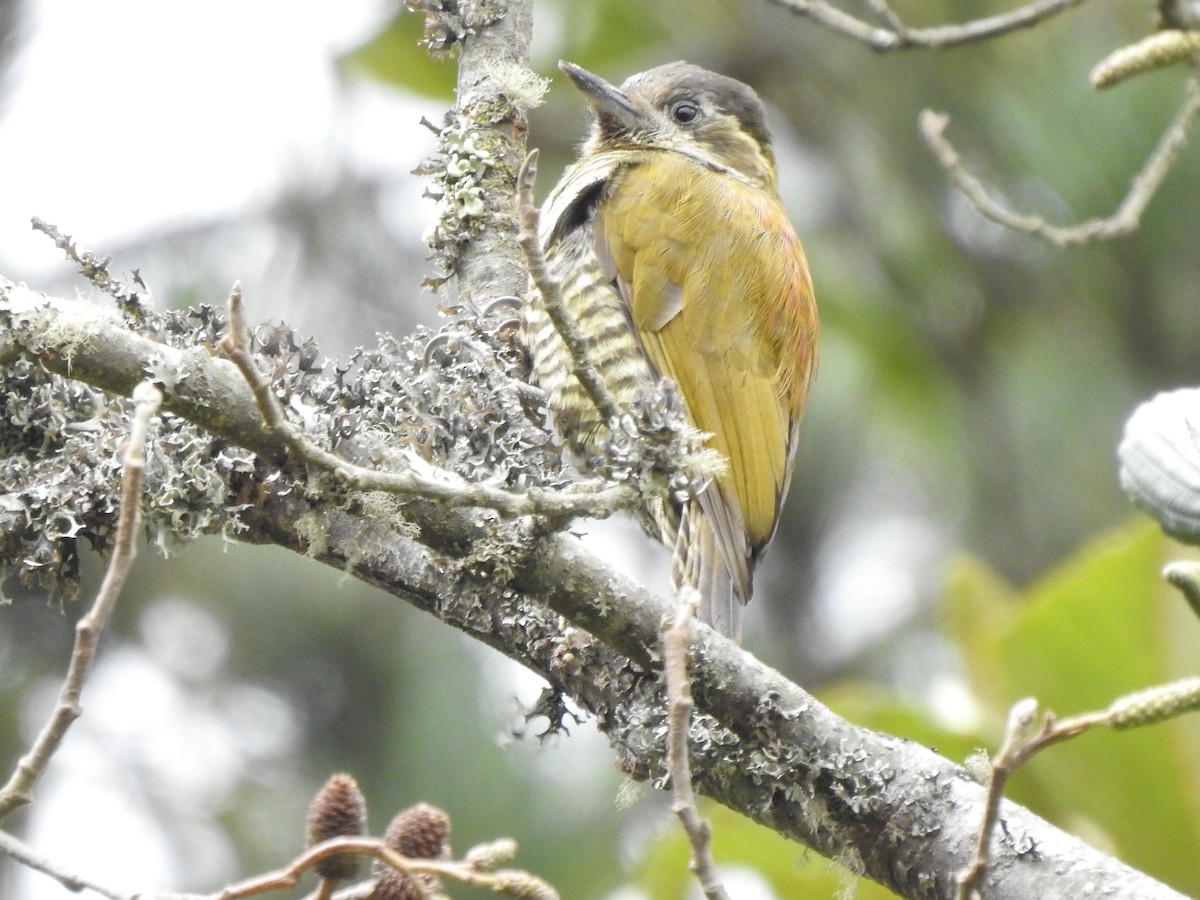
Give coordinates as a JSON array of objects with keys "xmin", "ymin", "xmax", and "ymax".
[{"xmin": 2, "ymin": 0, "xmax": 1200, "ymax": 897}]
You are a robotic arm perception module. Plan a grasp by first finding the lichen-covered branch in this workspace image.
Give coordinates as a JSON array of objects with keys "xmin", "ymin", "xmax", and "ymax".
[
  {"xmin": 217, "ymin": 282, "xmax": 634, "ymax": 521},
  {"xmin": 0, "ymin": 280, "xmax": 633, "ymax": 596},
  {"xmin": 247, "ymin": 482, "xmax": 1187, "ymax": 900},
  {"xmin": 411, "ymin": 0, "xmax": 539, "ymax": 299},
  {"xmin": 0, "ymin": 279, "xmax": 1186, "ymax": 900}
]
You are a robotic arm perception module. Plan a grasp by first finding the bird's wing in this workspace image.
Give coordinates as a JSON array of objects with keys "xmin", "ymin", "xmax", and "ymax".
[
  {"xmin": 598, "ymin": 153, "xmax": 817, "ymax": 596},
  {"xmin": 538, "ymin": 150, "xmax": 638, "ymax": 248}
]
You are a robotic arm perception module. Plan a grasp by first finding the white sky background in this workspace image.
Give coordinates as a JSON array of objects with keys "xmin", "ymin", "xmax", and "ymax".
[{"xmin": 0, "ymin": 0, "xmax": 411, "ymax": 280}]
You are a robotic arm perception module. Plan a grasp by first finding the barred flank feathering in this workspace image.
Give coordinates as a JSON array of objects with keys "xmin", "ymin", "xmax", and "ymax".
[
  {"xmin": 524, "ymin": 217, "xmax": 678, "ymax": 551},
  {"xmin": 524, "ymin": 227, "xmax": 654, "ymax": 444},
  {"xmin": 524, "ymin": 61, "xmax": 818, "ymax": 641}
]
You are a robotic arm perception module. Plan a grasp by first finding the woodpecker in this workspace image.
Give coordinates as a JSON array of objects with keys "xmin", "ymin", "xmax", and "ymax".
[{"xmin": 524, "ymin": 60, "xmax": 818, "ymax": 640}]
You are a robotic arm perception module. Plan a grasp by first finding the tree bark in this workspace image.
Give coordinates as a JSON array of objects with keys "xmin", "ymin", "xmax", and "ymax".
[{"xmin": 0, "ymin": 281, "xmax": 1187, "ymax": 900}]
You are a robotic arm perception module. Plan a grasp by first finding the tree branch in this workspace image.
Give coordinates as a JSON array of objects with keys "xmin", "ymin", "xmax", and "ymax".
[
  {"xmin": 762, "ymin": 0, "xmax": 1087, "ymax": 51},
  {"xmin": 411, "ymin": 0, "xmax": 535, "ymax": 298},
  {"xmin": 919, "ymin": 74, "xmax": 1200, "ymax": 246},
  {"xmin": 0, "ymin": 282, "xmax": 630, "ymax": 523},
  {"xmin": 0, "ymin": 284, "xmax": 1188, "ymax": 900}
]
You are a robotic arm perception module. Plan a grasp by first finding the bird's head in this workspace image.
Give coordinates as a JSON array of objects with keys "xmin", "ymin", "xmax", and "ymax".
[{"xmin": 560, "ymin": 60, "xmax": 779, "ymax": 191}]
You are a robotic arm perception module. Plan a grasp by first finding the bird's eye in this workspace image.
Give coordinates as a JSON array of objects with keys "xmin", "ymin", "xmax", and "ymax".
[{"xmin": 671, "ymin": 102, "xmax": 700, "ymax": 124}]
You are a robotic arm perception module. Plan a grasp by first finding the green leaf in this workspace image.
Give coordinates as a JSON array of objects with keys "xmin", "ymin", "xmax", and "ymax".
[
  {"xmin": 340, "ymin": 12, "xmax": 456, "ymax": 98},
  {"xmin": 549, "ymin": 0, "xmax": 675, "ymax": 71},
  {"xmin": 338, "ymin": 0, "xmax": 700, "ymax": 100}
]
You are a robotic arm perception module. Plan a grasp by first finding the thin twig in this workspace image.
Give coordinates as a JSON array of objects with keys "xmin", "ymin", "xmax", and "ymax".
[
  {"xmin": 217, "ymin": 835, "xmax": 557, "ymax": 900},
  {"xmin": 864, "ymin": 0, "xmax": 910, "ymax": 38},
  {"xmin": 0, "ymin": 828, "xmax": 129, "ymax": 900},
  {"xmin": 956, "ymin": 688, "xmax": 1181, "ymax": 899},
  {"xmin": 764, "ymin": 0, "xmax": 1087, "ymax": 51},
  {"xmin": 514, "ymin": 150, "xmax": 624, "ymax": 424},
  {"xmin": 663, "ymin": 589, "xmax": 729, "ymax": 900},
  {"xmin": 958, "ymin": 700, "xmax": 1105, "ymax": 898},
  {"xmin": 217, "ymin": 283, "xmax": 634, "ymax": 521},
  {"xmin": 1164, "ymin": 560, "xmax": 1200, "ymax": 620},
  {"xmin": 956, "ymin": 699, "xmax": 1037, "ymax": 900},
  {"xmin": 216, "ymin": 837, "xmax": 387, "ymax": 898},
  {"xmin": 920, "ymin": 75, "xmax": 1200, "ymax": 246},
  {"xmin": 30, "ymin": 217, "xmax": 122, "ymax": 297},
  {"xmin": 31, "ymin": 217, "xmax": 153, "ymax": 316},
  {"xmin": 0, "ymin": 381, "xmax": 162, "ymax": 821}
]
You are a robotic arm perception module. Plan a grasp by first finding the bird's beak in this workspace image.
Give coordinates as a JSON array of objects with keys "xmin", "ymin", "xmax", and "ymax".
[{"xmin": 559, "ymin": 60, "xmax": 648, "ymax": 130}]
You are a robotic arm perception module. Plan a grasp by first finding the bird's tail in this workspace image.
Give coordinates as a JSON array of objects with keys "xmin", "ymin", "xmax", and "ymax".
[{"xmin": 672, "ymin": 502, "xmax": 744, "ymax": 641}]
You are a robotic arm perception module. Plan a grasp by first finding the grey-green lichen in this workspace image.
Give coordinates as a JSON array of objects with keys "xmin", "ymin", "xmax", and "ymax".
[
  {"xmin": 17, "ymin": 301, "xmax": 108, "ymax": 369},
  {"xmin": 1, "ymin": 286, "xmax": 573, "ymax": 600},
  {"xmin": 476, "ymin": 57, "xmax": 549, "ymax": 118},
  {"xmin": 1, "ymin": 348, "xmax": 257, "ymax": 596},
  {"xmin": 592, "ymin": 381, "xmax": 727, "ymax": 509},
  {"xmin": 417, "ymin": 118, "xmax": 514, "ymax": 277},
  {"xmin": 405, "ymin": 0, "xmax": 509, "ymax": 59}
]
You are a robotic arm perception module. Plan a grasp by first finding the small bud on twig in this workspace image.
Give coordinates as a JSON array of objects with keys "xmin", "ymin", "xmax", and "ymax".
[
  {"xmin": 491, "ymin": 869, "xmax": 561, "ymax": 899},
  {"xmin": 465, "ymin": 838, "xmax": 519, "ymax": 871}
]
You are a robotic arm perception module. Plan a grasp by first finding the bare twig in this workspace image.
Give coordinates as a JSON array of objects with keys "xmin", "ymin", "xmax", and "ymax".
[
  {"xmin": 763, "ymin": 0, "xmax": 1087, "ymax": 51},
  {"xmin": 217, "ymin": 834, "xmax": 557, "ymax": 900},
  {"xmin": 217, "ymin": 836, "xmax": 387, "ymax": 898},
  {"xmin": 958, "ymin": 699, "xmax": 1107, "ymax": 899},
  {"xmin": 0, "ymin": 381, "xmax": 162, "ymax": 821},
  {"xmin": 0, "ymin": 828, "xmax": 130, "ymax": 900},
  {"xmin": 217, "ymin": 282, "xmax": 634, "ymax": 521},
  {"xmin": 663, "ymin": 590, "xmax": 729, "ymax": 900},
  {"xmin": 31, "ymin": 217, "xmax": 153, "ymax": 316},
  {"xmin": 920, "ymin": 75, "xmax": 1200, "ymax": 246},
  {"xmin": 1164, "ymin": 560, "xmax": 1200, "ymax": 620},
  {"xmin": 864, "ymin": 0, "xmax": 909, "ymax": 37},
  {"xmin": 31, "ymin": 217, "xmax": 122, "ymax": 297},
  {"xmin": 958, "ymin": 680, "xmax": 1200, "ymax": 898},
  {"xmin": 514, "ymin": 150, "xmax": 624, "ymax": 424}
]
